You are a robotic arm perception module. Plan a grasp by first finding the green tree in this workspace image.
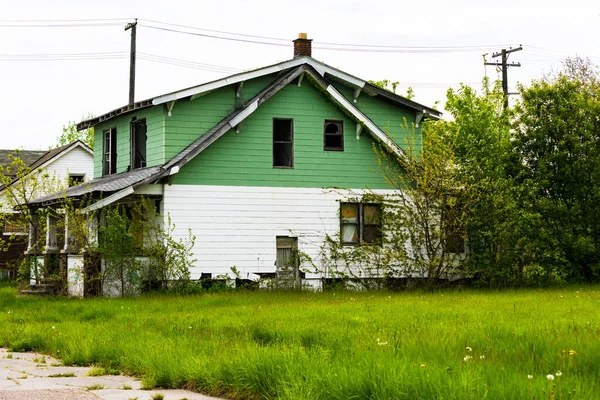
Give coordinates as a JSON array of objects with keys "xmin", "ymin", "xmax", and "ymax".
[
  {"xmin": 511, "ymin": 57, "xmax": 600, "ymax": 282},
  {"xmin": 57, "ymin": 115, "xmax": 94, "ymax": 149},
  {"xmin": 441, "ymin": 79, "xmax": 525, "ymax": 284}
]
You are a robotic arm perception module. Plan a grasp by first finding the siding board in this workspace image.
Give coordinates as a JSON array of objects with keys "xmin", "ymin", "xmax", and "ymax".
[{"xmin": 163, "ymin": 184, "xmax": 395, "ymax": 279}]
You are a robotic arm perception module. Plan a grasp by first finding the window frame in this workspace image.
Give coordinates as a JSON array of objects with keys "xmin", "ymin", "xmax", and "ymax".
[
  {"xmin": 340, "ymin": 202, "xmax": 382, "ymax": 246},
  {"xmin": 130, "ymin": 118, "xmax": 147, "ymax": 170},
  {"xmin": 323, "ymin": 120, "xmax": 344, "ymax": 151},
  {"xmin": 68, "ymin": 174, "xmax": 85, "ymax": 187},
  {"xmin": 272, "ymin": 118, "xmax": 294, "ymax": 168},
  {"xmin": 102, "ymin": 127, "xmax": 117, "ymax": 176}
]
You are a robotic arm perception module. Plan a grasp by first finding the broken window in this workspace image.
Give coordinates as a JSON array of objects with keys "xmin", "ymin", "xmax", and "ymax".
[
  {"xmin": 130, "ymin": 118, "xmax": 147, "ymax": 170},
  {"xmin": 103, "ymin": 127, "xmax": 117, "ymax": 176},
  {"xmin": 273, "ymin": 118, "xmax": 293, "ymax": 168},
  {"xmin": 68, "ymin": 174, "xmax": 85, "ymax": 187},
  {"xmin": 324, "ymin": 120, "xmax": 343, "ymax": 151},
  {"xmin": 341, "ymin": 202, "xmax": 382, "ymax": 245}
]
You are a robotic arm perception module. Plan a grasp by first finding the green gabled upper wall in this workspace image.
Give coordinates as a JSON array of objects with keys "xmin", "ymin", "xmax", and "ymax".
[
  {"xmin": 164, "ymin": 85, "xmax": 237, "ymax": 160},
  {"xmin": 332, "ymin": 82, "xmax": 420, "ymax": 150},
  {"xmin": 172, "ymin": 78, "xmax": 404, "ymax": 189},
  {"xmin": 93, "ymin": 107, "xmax": 165, "ymax": 178}
]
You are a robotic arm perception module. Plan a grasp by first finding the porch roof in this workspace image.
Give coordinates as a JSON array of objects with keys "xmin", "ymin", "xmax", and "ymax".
[{"xmin": 27, "ymin": 166, "xmax": 162, "ymax": 207}]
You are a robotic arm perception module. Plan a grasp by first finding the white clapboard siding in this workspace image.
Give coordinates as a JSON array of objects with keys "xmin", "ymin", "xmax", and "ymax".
[
  {"xmin": 44, "ymin": 146, "xmax": 94, "ymax": 186},
  {"xmin": 163, "ymin": 185, "xmax": 396, "ymax": 280}
]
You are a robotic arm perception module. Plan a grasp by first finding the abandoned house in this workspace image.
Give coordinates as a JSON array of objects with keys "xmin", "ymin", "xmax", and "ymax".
[{"xmin": 26, "ymin": 34, "xmax": 441, "ymax": 293}]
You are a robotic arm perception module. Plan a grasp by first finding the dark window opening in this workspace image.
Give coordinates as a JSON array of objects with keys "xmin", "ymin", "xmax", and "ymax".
[
  {"xmin": 324, "ymin": 120, "xmax": 344, "ymax": 151},
  {"xmin": 341, "ymin": 202, "xmax": 382, "ymax": 245},
  {"xmin": 103, "ymin": 127, "xmax": 117, "ymax": 176},
  {"xmin": 444, "ymin": 198, "xmax": 465, "ymax": 253},
  {"xmin": 131, "ymin": 118, "xmax": 147, "ymax": 170},
  {"xmin": 273, "ymin": 118, "xmax": 293, "ymax": 168},
  {"xmin": 68, "ymin": 174, "xmax": 85, "ymax": 187}
]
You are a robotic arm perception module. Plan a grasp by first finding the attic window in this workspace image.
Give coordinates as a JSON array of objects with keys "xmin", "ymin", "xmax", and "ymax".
[
  {"xmin": 273, "ymin": 118, "xmax": 294, "ymax": 168},
  {"xmin": 131, "ymin": 118, "xmax": 147, "ymax": 170},
  {"xmin": 103, "ymin": 127, "xmax": 117, "ymax": 176},
  {"xmin": 324, "ymin": 120, "xmax": 343, "ymax": 151},
  {"xmin": 68, "ymin": 174, "xmax": 85, "ymax": 187}
]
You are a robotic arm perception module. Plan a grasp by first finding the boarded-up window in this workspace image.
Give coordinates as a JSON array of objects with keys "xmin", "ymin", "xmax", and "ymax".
[
  {"xmin": 273, "ymin": 118, "xmax": 293, "ymax": 168},
  {"xmin": 131, "ymin": 118, "xmax": 147, "ymax": 170},
  {"xmin": 324, "ymin": 120, "xmax": 343, "ymax": 151},
  {"xmin": 340, "ymin": 202, "xmax": 382, "ymax": 245},
  {"xmin": 103, "ymin": 127, "xmax": 117, "ymax": 176}
]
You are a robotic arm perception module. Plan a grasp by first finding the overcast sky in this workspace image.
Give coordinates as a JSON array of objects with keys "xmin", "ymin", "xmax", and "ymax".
[{"xmin": 1, "ymin": 0, "xmax": 598, "ymax": 150}]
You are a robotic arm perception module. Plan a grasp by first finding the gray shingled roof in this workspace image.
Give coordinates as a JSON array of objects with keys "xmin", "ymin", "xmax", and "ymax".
[
  {"xmin": 0, "ymin": 150, "xmax": 46, "ymax": 176},
  {"xmin": 29, "ymin": 166, "xmax": 162, "ymax": 206}
]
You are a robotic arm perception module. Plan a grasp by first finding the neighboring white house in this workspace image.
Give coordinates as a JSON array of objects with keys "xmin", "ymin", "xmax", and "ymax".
[{"xmin": 0, "ymin": 140, "xmax": 93, "ymax": 279}]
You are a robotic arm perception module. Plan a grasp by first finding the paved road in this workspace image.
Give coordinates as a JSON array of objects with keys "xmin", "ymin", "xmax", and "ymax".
[{"xmin": 0, "ymin": 348, "xmax": 222, "ymax": 400}]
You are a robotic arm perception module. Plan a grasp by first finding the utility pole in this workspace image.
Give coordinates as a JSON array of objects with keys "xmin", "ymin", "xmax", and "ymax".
[
  {"xmin": 485, "ymin": 46, "xmax": 522, "ymax": 109},
  {"xmin": 125, "ymin": 19, "xmax": 138, "ymax": 106}
]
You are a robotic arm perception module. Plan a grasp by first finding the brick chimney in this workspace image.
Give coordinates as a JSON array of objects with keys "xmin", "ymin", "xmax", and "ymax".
[{"xmin": 293, "ymin": 33, "xmax": 312, "ymax": 58}]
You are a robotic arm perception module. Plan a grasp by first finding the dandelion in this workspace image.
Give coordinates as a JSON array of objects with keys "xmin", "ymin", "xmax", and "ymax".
[
  {"xmin": 188, "ymin": 326, "xmax": 192, "ymax": 329},
  {"xmin": 556, "ymin": 371, "xmax": 562, "ymax": 377},
  {"xmin": 568, "ymin": 350, "xmax": 576, "ymax": 356},
  {"xmin": 420, "ymin": 363, "xmax": 427, "ymax": 368},
  {"xmin": 480, "ymin": 355, "xmax": 485, "ymax": 360},
  {"xmin": 528, "ymin": 375, "xmax": 533, "ymax": 380},
  {"xmin": 465, "ymin": 347, "xmax": 472, "ymax": 352},
  {"xmin": 464, "ymin": 355, "xmax": 472, "ymax": 362},
  {"xmin": 51, "ymin": 326, "xmax": 55, "ymax": 330},
  {"xmin": 547, "ymin": 374, "xmax": 554, "ymax": 380}
]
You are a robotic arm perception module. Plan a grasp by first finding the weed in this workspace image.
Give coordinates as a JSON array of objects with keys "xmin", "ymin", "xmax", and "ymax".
[
  {"xmin": 87, "ymin": 367, "xmax": 120, "ymax": 376},
  {"xmin": 121, "ymin": 384, "xmax": 132, "ymax": 390},
  {"xmin": 151, "ymin": 394, "xmax": 165, "ymax": 400},
  {"xmin": 84, "ymin": 384, "xmax": 105, "ymax": 390},
  {"xmin": 48, "ymin": 373, "xmax": 75, "ymax": 378},
  {"xmin": 5, "ymin": 353, "xmax": 12, "ymax": 359}
]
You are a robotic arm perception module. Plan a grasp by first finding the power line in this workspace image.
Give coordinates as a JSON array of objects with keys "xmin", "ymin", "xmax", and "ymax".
[
  {"xmin": 138, "ymin": 18, "xmax": 513, "ymax": 51},
  {"xmin": 140, "ymin": 24, "xmax": 514, "ymax": 54},
  {"xmin": 0, "ymin": 52, "xmax": 127, "ymax": 61},
  {"xmin": 0, "ymin": 18, "xmax": 132, "ymax": 22},
  {"xmin": 138, "ymin": 18, "xmax": 290, "ymax": 43},
  {"xmin": 139, "ymin": 24, "xmax": 290, "ymax": 48},
  {"xmin": 138, "ymin": 53, "xmax": 242, "ymax": 73},
  {"xmin": 0, "ymin": 23, "xmax": 124, "ymax": 28}
]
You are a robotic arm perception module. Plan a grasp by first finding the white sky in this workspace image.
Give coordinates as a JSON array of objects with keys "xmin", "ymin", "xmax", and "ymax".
[{"xmin": 1, "ymin": 0, "xmax": 598, "ymax": 149}]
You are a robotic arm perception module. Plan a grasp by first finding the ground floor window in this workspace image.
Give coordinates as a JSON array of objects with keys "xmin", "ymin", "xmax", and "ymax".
[{"xmin": 340, "ymin": 203, "xmax": 382, "ymax": 245}]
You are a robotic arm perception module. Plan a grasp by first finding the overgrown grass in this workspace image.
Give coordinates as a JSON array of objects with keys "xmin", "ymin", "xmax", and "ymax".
[{"xmin": 1, "ymin": 283, "xmax": 598, "ymax": 399}]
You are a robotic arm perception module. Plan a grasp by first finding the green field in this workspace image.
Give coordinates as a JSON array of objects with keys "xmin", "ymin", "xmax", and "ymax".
[{"xmin": 0, "ymin": 284, "xmax": 598, "ymax": 399}]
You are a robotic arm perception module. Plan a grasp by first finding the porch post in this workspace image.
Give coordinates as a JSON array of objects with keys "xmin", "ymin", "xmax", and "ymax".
[
  {"xmin": 46, "ymin": 213, "xmax": 58, "ymax": 252},
  {"xmin": 26, "ymin": 212, "xmax": 39, "ymax": 253}
]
